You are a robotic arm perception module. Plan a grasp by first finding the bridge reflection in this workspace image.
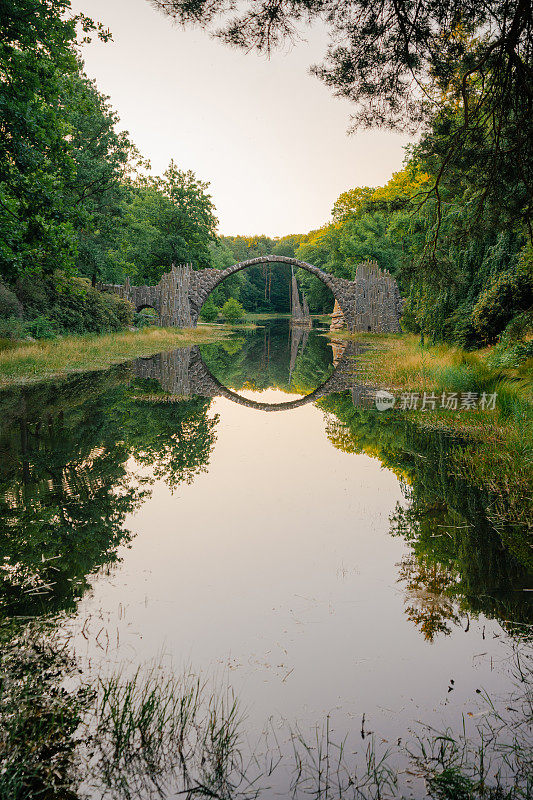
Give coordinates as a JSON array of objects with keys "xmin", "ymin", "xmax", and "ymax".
[{"xmin": 133, "ymin": 342, "xmax": 377, "ymax": 412}]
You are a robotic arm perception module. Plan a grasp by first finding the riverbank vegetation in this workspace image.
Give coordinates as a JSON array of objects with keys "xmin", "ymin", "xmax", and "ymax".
[
  {"xmin": 326, "ymin": 333, "xmax": 533, "ymax": 562},
  {"xmin": 1, "ymin": 620, "xmax": 531, "ymax": 799},
  {"xmin": 0, "ymin": 326, "xmax": 226, "ymax": 388}
]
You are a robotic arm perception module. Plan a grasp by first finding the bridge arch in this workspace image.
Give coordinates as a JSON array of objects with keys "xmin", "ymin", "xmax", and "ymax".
[
  {"xmin": 136, "ymin": 303, "xmax": 159, "ymax": 314},
  {"xmin": 195, "ymin": 350, "xmax": 339, "ymax": 412},
  {"xmin": 192, "ymin": 255, "xmax": 356, "ymax": 330},
  {"xmin": 133, "ymin": 343, "xmax": 361, "ymax": 412},
  {"xmin": 99, "ymin": 256, "xmax": 402, "ymax": 333}
]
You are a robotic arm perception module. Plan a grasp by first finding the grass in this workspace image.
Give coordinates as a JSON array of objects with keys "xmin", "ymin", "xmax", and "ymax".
[
  {"xmin": 3, "ymin": 624, "xmax": 531, "ymax": 800},
  {"xmin": 330, "ymin": 333, "xmax": 533, "ymax": 552},
  {"xmin": 0, "ymin": 325, "xmax": 229, "ymax": 388}
]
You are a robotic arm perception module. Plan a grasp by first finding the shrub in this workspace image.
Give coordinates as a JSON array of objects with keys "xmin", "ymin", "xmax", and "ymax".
[
  {"xmin": 49, "ymin": 276, "xmax": 133, "ymax": 334},
  {"xmin": 472, "ymin": 270, "xmax": 533, "ymax": 344},
  {"xmin": 3, "ymin": 272, "xmax": 133, "ymax": 338},
  {"xmin": 15, "ymin": 274, "xmax": 50, "ymax": 318},
  {"xmin": 133, "ymin": 308, "xmax": 158, "ymax": 328},
  {"xmin": 105, "ymin": 293, "xmax": 134, "ymax": 327},
  {"xmin": 0, "ymin": 317, "xmax": 27, "ymax": 340},
  {"xmin": 0, "ymin": 281, "xmax": 22, "ymax": 319},
  {"xmin": 25, "ymin": 316, "xmax": 62, "ymax": 339},
  {"xmin": 200, "ymin": 297, "xmax": 219, "ymax": 322},
  {"xmin": 221, "ymin": 297, "xmax": 245, "ymax": 324}
]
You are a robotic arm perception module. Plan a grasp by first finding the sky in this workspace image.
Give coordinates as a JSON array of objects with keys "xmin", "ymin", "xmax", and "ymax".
[{"xmin": 72, "ymin": 0, "xmax": 412, "ymax": 237}]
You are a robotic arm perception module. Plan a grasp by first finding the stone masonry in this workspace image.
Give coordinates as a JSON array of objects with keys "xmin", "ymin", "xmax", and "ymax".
[
  {"xmin": 99, "ymin": 255, "xmax": 402, "ymax": 333},
  {"xmin": 133, "ymin": 341, "xmax": 377, "ymax": 412}
]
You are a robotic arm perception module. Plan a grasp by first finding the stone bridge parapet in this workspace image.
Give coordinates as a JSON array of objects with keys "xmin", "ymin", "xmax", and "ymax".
[{"xmin": 99, "ymin": 255, "xmax": 402, "ymax": 333}]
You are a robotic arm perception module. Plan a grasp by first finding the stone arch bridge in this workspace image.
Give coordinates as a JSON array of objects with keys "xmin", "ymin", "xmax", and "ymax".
[
  {"xmin": 100, "ymin": 255, "xmax": 402, "ymax": 333},
  {"xmin": 132, "ymin": 341, "xmax": 376, "ymax": 412}
]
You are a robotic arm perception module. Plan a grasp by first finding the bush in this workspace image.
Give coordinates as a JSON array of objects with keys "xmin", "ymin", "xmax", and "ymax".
[
  {"xmin": 0, "ymin": 317, "xmax": 27, "ymax": 340},
  {"xmin": 200, "ymin": 298, "xmax": 219, "ymax": 322},
  {"xmin": 133, "ymin": 308, "xmax": 158, "ymax": 328},
  {"xmin": 47, "ymin": 275, "xmax": 133, "ymax": 334},
  {"xmin": 221, "ymin": 297, "xmax": 245, "ymax": 324},
  {"xmin": 14, "ymin": 274, "xmax": 50, "ymax": 318},
  {"xmin": 0, "ymin": 281, "xmax": 22, "ymax": 319},
  {"xmin": 25, "ymin": 316, "xmax": 62, "ymax": 339},
  {"xmin": 472, "ymin": 270, "xmax": 533, "ymax": 344},
  {"xmin": 1, "ymin": 272, "xmax": 134, "ymax": 338},
  {"xmin": 105, "ymin": 292, "xmax": 134, "ymax": 327}
]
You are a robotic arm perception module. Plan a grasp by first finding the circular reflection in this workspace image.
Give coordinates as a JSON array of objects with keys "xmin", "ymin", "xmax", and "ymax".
[{"xmin": 198, "ymin": 318, "xmax": 337, "ymax": 407}]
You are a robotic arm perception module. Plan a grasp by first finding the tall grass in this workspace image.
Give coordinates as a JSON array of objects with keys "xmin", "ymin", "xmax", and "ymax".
[
  {"xmin": 2, "ymin": 624, "xmax": 531, "ymax": 800},
  {"xmin": 0, "ymin": 326, "xmax": 227, "ymax": 388},
  {"xmin": 87, "ymin": 663, "xmax": 250, "ymax": 800}
]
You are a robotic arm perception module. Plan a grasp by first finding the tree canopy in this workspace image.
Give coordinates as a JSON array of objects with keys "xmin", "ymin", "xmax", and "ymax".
[{"xmin": 151, "ymin": 0, "xmax": 533, "ymax": 244}]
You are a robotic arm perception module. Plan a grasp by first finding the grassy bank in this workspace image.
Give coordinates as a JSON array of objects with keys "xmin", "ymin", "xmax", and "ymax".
[
  {"xmin": 0, "ymin": 326, "xmax": 228, "ymax": 388},
  {"xmin": 332, "ymin": 332, "xmax": 533, "ymax": 554},
  {"xmin": 333, "ymin": 331, "xmax": 532, "ymax": 400}
]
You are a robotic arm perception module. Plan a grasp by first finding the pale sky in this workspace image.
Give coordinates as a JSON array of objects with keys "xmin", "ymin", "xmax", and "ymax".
[{"xmin": 72, "ymin": 0, "xmax": 412, "ymax": 237}]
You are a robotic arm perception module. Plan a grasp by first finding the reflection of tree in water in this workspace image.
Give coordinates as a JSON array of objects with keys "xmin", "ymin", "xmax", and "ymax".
[
  {"xmin": 397, "ymin": 556, "xmax": 463, "ymax": 642},
  {"xmin": 0, "ymin": 370, "xmax": 218, "ymax": 616},
  {"xmin": 121, "ymin": 382, "xmax": 218, "ymax": 492},
  {"xmin": 199, "ymin": 319, "xmax": 334, "ymax": 396},
  {"xmin": 319, "ymin": 391, "xmax": 532, "ymax": 640}
]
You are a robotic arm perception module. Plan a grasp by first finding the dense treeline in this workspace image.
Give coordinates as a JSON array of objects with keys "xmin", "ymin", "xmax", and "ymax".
[
  {"xmin": 1, "ymin": 0, "xmax": 532, "ymax": 353},
  {"xmin": 0, "ymin": 0, "xmax": 217, "ymax": 337}
]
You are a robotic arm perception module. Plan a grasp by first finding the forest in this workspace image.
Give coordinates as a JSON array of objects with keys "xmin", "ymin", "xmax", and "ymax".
[{"xmin": 1, "ymin": 0, "xmax": 532, "ymax": 360}]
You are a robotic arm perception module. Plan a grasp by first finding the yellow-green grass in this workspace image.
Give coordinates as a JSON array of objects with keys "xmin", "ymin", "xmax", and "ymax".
[
  {"xmin": 332, "ymin": 333, "xmax": 532, "ymax": 543},
  {"xmin": 0, "ymin": 325, "xmax": 229, "ymax": 388},
  {"xmin": 334, "ymin": 332, "xmax": 531, "ymax": 399}
]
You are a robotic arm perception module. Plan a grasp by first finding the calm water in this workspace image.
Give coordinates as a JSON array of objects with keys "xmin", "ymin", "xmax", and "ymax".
[{"xmin": 1, "ymin": 319, "xmax": 531, "ymax": 797}]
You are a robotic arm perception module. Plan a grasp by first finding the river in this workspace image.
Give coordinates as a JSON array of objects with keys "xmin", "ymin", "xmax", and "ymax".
[{"xmin": 1, "ymin": 318, "xmax": 531, "ymax": 798}]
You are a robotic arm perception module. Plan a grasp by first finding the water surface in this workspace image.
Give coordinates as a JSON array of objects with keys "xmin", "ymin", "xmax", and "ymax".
[{"xmin": 1, "ymin": 318, "xmax": 531, "ymax": 796}]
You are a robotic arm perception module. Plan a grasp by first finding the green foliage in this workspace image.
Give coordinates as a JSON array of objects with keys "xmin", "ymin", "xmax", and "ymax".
[
  {"xmin": 112, "ymin": 163, "xmax": 218, "ymax": 285},
  {"xmin": 199, "ymin": 297, "xmax": 219, "ymax": 322},
  {"xmin": 0, "ymin": 282, "xmax": 22, "ymax": 319},
  {"xmin": 472, "ymin": 270, "xmax": 533, "ymax": 345},
  {"xmin": 0, "ymin": 274, "xmax": 133, "ymax": 339},
  {"xmin": 0, "ymin": 318, "xmax": 26, "ymax": 341},
  {"xmin": 221, "ymin": 297, "xmax": 245, "ymax": 323},
  {"xmin": 0, "ymin": 622, "xmax": 92, "ymax": 800},
  {"xmin": 133, "ymin": 308, "xmax": 159, "ymax": 328}
]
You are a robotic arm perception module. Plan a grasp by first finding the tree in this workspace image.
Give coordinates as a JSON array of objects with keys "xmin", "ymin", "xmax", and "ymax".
[
  {"xmin": 200, "ymin": 297, "xmax": 219, "ymax": 321},
  {"xmin": 150, "ymin": 0, "xmax": 533, "ymax": 244},
  {"xmin": 332, "ymin": 187, "xmax": 374, "ymax": 223},
  {"xmin": 62, "ymin": 71, "xmax": 139, "ymax": 285},
  {"xmin": 221, "ymin": 297, "xmax": 245, "ymax": 323},
  {"xmin": 0, "ymin": 0, "xmax": 113, "ymax": 283},
  {"xmin": 112, "ymin": 163, "xmax": 218, "ymax": 285}
]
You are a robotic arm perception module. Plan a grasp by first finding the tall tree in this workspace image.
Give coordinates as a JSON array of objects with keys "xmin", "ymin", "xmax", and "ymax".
[
  {"xmin": 0, "ymin": 0, "xmax": 111, "ymax": 282},
  {"xmin": 112, "ymin": 162, "xmax": 218, "ymax": 284}
]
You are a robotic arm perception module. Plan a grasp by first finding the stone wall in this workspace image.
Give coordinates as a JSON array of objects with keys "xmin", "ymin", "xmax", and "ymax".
[{"xmin": 354, "ymin": 261, "xmax": 403, "ymax": 333}]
